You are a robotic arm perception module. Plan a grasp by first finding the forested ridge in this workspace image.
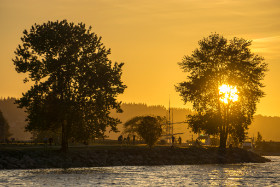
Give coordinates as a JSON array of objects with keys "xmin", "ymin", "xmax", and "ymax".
[{"xmin": 0, "ymin": 98, "xmax": 279, "ymax": 141}]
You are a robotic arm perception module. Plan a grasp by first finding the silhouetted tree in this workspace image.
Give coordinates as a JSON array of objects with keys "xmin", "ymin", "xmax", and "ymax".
[
  {"xmin": 124, "ymin": 116, "xmax": 166, "ymax": 138},
  {"xmin": 0, "ymin": 110, "xmax": 11, "ymax": 142},
  {"xmin": 124, "ymin": 116, "xmax": 163, "ymax": 147},
  {"xmin": 123, "ymin": 116, "xmax": 144, "ymax": 138},
  {"xmin": 124, "ymin": 116, "xmax": 162, "ymax": 148},
  {"xmin": 176, "ymin": 33, "xmax": 268, "ymax": 149},
  {"xmin": 256, "ymin": 131, "xmax": 263, "ymax": 143},
  {"xmin": 255, "ymin": 131, "xmax": 263, "ymax": 149},
  {"xmin": 13, "ymin": 20, "xmax": 126, "ymax": 152}
]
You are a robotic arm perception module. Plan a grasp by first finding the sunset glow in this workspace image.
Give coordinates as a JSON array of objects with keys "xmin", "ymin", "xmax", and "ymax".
[
  {"xmin": 0, "ymin": 0, "xmax": 279, "ymax": 117},
  {"xmin": 219, "ymin": 84, "xmax": 239, "ymax": 104}
]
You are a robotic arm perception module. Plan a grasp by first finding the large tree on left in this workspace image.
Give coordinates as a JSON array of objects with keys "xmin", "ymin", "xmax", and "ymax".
[{"xmin": 13, "ymin": 20, "xmax": 126, "ymax": 152}]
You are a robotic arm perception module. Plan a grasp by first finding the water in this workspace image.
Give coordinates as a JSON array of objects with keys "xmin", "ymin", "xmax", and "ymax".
[{"xmin": 0, "ymin": 156, "xmax": 279, "ymax": 186}]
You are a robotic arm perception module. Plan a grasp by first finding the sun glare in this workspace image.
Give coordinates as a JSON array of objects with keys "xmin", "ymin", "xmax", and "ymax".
[{"xmin": 219, "ymin": 84, "xmax": 238, "ymax": 104}]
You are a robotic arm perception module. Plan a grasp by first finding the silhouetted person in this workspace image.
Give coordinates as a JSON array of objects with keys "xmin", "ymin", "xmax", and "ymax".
[
  {"xmin": 133, "ymin": 135, "xmax": 136, "ymax": 144},
  {"xmin": 118, "ymin": 135, "xmax": 123, "ymax": 144},
  {"xmin": 49, "ymin": 137, "xmax": 53, "ymax": 146},
  {"xmin": 127, "ymin": 135, "xmax": 130, "ymax": 144},
  {"xmin": 124, "ymin": 137, "xmax": 127, "ymax": 144},
  {"xmin": 178, "ymin": 136, "xmax": 182, "ymax": 145},
  {"xmin": 195, "ymin": 139, "xmax": 200, "ymax": 147},
  {"xmin": 172, "ymin": 136, "xmax": 175, "ymax": 145},
  {"xmin": 43, "ymin": 137, "xmax": 48, "ymax": 145}
]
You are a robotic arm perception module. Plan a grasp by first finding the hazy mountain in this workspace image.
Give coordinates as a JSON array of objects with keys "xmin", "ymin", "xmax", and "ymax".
[
  {"xmin": 0, "ymin": 98, "xmax": 279, "ymax": 142},
  {"xmin": 0, "ymin": 97, "xmax": 31, "ymax": 140},
  {"xmin": 248, "ymin": 115, "xmax": 280, "ymax": 141}
]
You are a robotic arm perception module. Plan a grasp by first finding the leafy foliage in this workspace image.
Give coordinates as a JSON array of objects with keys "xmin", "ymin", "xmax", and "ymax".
[
  {"xmin": 13, "ymin": 20, "xmax": 126, "ymax": 151},
  {"xmin": 124, "ymin": 116, "xmax": 163, "ymax": 148},
  {"xmin": 123, "ymin": 116, "xmax": 144, "ymax": 138},
  {"xmin": 176, "ymin": 33, "xmax": 268, "ymax": 148}
]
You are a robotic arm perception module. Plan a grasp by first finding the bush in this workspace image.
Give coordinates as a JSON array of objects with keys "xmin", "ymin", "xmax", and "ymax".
[{"xmin": 137, "ymin": 116, "xmax": 162, "ymax": 148}]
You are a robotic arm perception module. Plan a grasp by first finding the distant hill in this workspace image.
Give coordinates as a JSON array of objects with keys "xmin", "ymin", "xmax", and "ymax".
[
  {"xmin": 248, "ymin": 115, "xmax": 280, "ymax": 141},
  {"xmin": 0, "ymin": 98, "xmax": 279, "ymax": 142},
  {"xmin": 0, "ymin": 97, "xmax": 31, "ymax": 140}
]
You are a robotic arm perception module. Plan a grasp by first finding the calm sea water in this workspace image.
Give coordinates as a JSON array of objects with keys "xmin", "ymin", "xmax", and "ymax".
[{"xmin": 0, "ymin": 156, "xmax": 279, "ymax": 186}]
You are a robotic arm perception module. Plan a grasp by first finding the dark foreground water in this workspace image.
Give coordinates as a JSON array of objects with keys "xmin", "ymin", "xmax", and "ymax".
[{"xmin": 0, "ymin": 156, "xmax": 279, "ymax": 186}]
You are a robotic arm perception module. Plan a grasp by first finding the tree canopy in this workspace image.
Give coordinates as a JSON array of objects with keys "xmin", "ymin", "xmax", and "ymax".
[
  {"xmin": 123, "ymin": 116, "xmax": 163, "ymax": 148},
  {"xmin": 13, "ymin": 20, "xmax": 126, "ymax": 151},
  {"xmin": 176, "ymin": 33, "xmax": 268, "ymax": 149}
]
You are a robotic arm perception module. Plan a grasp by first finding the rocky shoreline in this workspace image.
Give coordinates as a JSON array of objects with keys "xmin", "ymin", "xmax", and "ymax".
[{"xmin": 0, "ymin": 146, "xmax": 270, "ymax": 170}]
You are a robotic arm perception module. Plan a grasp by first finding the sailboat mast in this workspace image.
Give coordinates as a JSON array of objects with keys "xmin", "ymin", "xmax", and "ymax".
[
  {"xmin": 172, "ymin": 108, "xmax": 174, "ymax": 136},
  {"xmin": 169, "ymin": 97, "xmax": 171, "ymax": 138}
]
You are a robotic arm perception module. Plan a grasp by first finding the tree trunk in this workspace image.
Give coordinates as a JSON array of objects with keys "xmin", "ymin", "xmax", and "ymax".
[
  {"xmin": 219, "ymin": 132, "xmax": 227, "ymax": 150},
  {"xmin": 219, "ymin": 103, "xmax": 229, "ymax": 150},
  {"xmin": 61, "ymin": 120, "xmax": 68, "ymax": 152}
]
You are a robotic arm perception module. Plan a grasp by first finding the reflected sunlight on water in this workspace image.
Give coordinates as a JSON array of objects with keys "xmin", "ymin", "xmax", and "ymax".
[{"xmin": 0, "ymin": 156, "xmax": 279, "ymax": 186}]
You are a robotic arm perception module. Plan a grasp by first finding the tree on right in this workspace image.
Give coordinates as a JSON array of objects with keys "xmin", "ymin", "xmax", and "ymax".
[{"xmin": 176, "ymin": 33, "xmax": 268, "ymax": 149}]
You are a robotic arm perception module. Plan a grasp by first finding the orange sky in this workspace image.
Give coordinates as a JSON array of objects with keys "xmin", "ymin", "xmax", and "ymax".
[{"xmin": 0, "ymin": 0, "xmax": 279, "ymax": 116}]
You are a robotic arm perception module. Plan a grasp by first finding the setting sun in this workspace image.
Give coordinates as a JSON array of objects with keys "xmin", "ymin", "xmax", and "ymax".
[
  {"xmin": 219, "ymin": 84, "xmax": 239, "ymax": 104},
  {"xmin": 0, "ymin": 1, "xmax": 279, "ymax": 185}
]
